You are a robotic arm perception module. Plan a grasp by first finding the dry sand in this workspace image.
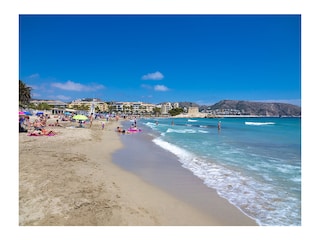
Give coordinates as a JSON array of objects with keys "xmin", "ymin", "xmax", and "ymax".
[{"xmin": 19, "ymin": 118, "xmax": 235, "ymax": 226}]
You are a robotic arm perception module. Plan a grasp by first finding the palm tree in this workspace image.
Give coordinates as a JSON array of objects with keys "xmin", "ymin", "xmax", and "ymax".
[
  {"xmin": 153, "ymin": 107, "xmax": 161, "ymax": 117},
  {"xmin": 37, "ymin": 102, "xmax": 51, "ymax": 111},
  {"xmin": 19, "ymin": 80, "xmax": 32, "ymax": 107}
]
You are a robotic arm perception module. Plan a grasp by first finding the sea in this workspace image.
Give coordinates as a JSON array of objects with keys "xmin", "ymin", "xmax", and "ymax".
[{"xmin": 137, "ymin": 117, "xmax": 301, "ymax": 226}]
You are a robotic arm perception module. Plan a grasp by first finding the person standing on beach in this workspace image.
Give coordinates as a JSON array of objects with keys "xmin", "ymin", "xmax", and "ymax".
[{"xmin": 89, "ymin": 113, "xmax": 94, "ymax": 128}]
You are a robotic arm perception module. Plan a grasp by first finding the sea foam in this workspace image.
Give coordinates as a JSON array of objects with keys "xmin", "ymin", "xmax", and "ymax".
[{"xmin": 245, "ymin": 122, "xmax": 275, "ymax": 126}]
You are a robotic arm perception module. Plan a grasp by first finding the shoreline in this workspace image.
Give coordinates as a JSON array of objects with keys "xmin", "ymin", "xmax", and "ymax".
[
  {"xmin": 113, "ymin": 120, "xmax": 257, "ymax": 226},
  {"xmin": 19, "ymin": 118, "xmax": 256, "ymax": 226}
]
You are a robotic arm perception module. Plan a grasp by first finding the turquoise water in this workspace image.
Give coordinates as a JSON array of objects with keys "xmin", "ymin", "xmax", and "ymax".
[{"xmin": 139, "ymin": 117, "xmax": 301, "ymax": 226}]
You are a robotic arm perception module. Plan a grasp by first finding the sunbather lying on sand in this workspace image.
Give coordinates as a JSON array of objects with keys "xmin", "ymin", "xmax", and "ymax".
[{"xmin": 28, "ymin": 128, "xmax": 57, "ymax": 136}]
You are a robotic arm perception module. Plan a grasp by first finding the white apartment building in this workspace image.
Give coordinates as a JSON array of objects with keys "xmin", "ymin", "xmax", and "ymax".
[
  {"xmin": 112, "ymin": 101, "xmax": 157, "ymax": 114},
  {"xmin": 161, "ymin": 102, "xmax": 172, "ymax": 114}
]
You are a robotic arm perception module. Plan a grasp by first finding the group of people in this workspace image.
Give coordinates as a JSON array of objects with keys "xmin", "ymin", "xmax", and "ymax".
[
  {"xmin": 19, "ymin": 113, "xmax": 61, "ymax": 136},
  {"xmin": 116, "ymin": 118, "xmax": 141, "ymax": 134},
  {"xmin": 48, "ymin": 119, "xmax": 63, "ymax": 127},
  {"xmin": 28, "ymin": 117, "xmax": 58, "ymax": 136},
  {"xmin": 116, "ymin": 126, "xmax": 127, "ymax": 134},
  {"xmin": 116, "ymin": 126, "xmax": 141, "ymax": 134}
]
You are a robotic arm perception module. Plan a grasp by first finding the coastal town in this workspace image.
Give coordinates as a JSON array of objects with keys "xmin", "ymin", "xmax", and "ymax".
[
  {"xmin": 20, "ymin": 97, "xmax": 301, "ymax": 119},
  {"xmin": 24, "ymin": 98, "xmax": 202, "ymax": 118}
]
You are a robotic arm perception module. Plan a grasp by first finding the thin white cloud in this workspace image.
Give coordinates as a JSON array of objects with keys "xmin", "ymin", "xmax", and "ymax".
[
  {"xmin": 26, "ymin": 73, "xmax": 40, "ymax": 80},
  {"xmin": 141, "ymin": 84, "xmax": 153, "ymax": 89},
  {"xmin": 141, "ymin": 71, "xmax": 164, "ymax": 80},
  {"xmin": 141, "ymin": 94, "xmax": 153, "ymax": 99},
  {"xmin": 31, "ymin": 92, "xmax": 41, "ymax": 98},
  {"xmin": 51, "ymin": 80, "xmax": 104, "ymax": 91},
  {"xmin": 28, "ymin": 84, "xmax": 39, "ymax": 90},
  {"xmin": 56, "ymin": 95, "xmax": 71, "ymax": 101},
  {"xmin": 154, "ymin": 85, "xmax": 169, "ymax": 91}
]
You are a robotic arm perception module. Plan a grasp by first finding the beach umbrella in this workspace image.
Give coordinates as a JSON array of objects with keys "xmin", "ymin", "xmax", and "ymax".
[
  {"xmin": 19, "ymin": 111, "xmax": 26, "ymax": 115},
  {"xmin": 72, "ymin": 115, "xmax": 88, "ymax": 121},
  {"xmin": 64, "ymin": 111, "xmax": 71, "ymax": 115},
  {"xmin": 36, "ymin": 112, "xmax": 44, "ymax": 116},
  {"xmin": 23, "ymin": 111, "xmax": 32, "ymax": 116}
]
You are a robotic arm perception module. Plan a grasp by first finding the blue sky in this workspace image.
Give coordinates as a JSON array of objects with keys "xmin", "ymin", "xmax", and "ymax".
[{"xmin": 19, "ymin": 14, "xmax": 301, "ymax": 106}]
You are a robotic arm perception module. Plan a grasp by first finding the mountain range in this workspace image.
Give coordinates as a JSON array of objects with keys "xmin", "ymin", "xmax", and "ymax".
[{"xmin": 178, "ymin": 100, "xmax": 301, "ymax": 117}]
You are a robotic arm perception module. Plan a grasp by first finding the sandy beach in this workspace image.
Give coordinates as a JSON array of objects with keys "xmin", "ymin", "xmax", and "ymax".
[{"xmin": 19, "ymin": 117, "xmax": 256, "ymax": 226}]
